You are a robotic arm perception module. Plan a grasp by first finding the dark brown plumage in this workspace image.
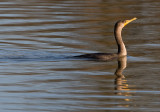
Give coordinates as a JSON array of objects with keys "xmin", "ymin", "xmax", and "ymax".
[{"xmin": 75, "ymin": 17, "xmax": 137, "ymax": 60}]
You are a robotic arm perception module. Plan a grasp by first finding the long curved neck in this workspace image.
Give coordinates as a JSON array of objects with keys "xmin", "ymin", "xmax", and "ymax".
[{"xmin": 114, "ymin": 25, "xmax": 127, "ymax": 56}]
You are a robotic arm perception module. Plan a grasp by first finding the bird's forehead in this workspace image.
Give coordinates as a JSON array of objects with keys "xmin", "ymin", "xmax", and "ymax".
[{"xmin": 121, "ymin": 20, "xmax": 126, "ymax": 23}]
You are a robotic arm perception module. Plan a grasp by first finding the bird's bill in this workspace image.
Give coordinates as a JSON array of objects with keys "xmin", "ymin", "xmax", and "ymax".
[{"xmin": 124, "ymin": 17, "xmax": 137, "ymax": 26}]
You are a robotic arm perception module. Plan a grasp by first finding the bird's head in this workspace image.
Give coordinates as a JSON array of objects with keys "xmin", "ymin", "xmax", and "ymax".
[{"xmin": 115, "ymin": 17, "xmax": 137, "ymax": 29}]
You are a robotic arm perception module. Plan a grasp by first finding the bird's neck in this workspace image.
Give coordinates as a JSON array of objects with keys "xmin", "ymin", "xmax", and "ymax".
[{"xmin": 114, "ymin": 26, "xmax": 127, "ymax": 56}]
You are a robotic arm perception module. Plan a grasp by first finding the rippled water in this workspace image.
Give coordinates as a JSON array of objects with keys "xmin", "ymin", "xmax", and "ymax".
[{"xmin": 0, "ymin": 0, "xmax": 159, "ymax": 112}]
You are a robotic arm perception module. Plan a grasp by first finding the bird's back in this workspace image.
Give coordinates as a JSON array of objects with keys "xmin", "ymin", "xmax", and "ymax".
[{"xmin": 74, "ymin": 53, "xmax": 118, "ymax": 61}]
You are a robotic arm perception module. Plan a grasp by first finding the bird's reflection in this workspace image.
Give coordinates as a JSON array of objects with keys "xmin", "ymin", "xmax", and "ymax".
[{"xmin": 114, "ymin": 56, "xmax": 130, "ymax": 96}]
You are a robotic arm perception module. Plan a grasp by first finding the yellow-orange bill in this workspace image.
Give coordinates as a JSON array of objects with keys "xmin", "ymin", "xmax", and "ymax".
[{"xmin": 124, "ymin": 17, "xmax": 137, "ymax": 26}]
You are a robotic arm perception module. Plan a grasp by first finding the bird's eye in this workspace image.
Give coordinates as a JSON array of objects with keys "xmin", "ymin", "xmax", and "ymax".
[{"xmin": 123, "ymin": 20, "xmax": 126, "ymax": 23}]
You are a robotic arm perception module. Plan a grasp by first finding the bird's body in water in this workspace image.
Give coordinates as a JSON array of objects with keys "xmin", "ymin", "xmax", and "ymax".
[
  {"xmin": 76, "ymin": 53, "xmax": 118, "ymax": 61},
  {"xmin": 75, "ymin": 17, "xmax": 137, "ymax": 61}
]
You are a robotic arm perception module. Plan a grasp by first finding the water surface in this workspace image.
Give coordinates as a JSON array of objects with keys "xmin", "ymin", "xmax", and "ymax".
[{"xmin": 0, "ymin": 0, "xmax": 159, "ymax": 112}]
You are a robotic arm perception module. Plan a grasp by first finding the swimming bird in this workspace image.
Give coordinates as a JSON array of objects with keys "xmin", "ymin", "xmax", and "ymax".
[{"xmin": 75, "ymin": 17, "xmax": 137, "ymax": 60}]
